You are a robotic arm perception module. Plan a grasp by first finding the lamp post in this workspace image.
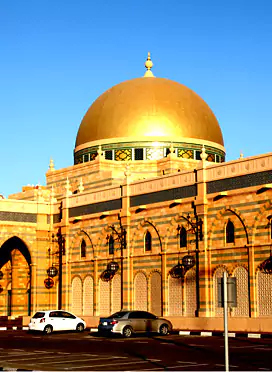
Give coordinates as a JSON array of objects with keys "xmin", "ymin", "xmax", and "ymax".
[
  {"xmin": 105, "ymin": 214, "xmax": 127, "ymax": 309},
  {"xmin": 177, "ymin": 202, "xmax": 203, "ymax": 317},
  {"xmin": 47, "ymin": 228, "xmax": 65, "ymax": 309}
]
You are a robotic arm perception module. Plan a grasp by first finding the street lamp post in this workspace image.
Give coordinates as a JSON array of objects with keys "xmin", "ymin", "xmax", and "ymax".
[
  {"xmin": 177, "ymin": 203, "xmax": 203, "ymax": 317},
  {"xmin": 105, "ymin": 214, "xmax": 127, "ymax": 309},
  {"xmin": 47, "ymin": 228, "xmax": 65, "ymax": 309}
]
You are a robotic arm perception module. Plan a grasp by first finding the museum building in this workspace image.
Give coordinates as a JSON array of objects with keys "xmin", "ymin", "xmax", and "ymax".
[{"xmin": 0, "ymin": 53, "xmax": 272, "ymax": 332}]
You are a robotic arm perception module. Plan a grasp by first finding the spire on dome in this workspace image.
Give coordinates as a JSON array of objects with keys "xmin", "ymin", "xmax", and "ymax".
[{"xmin": 144, "ymin": 52, "xmax": 154, "ymax": 77}]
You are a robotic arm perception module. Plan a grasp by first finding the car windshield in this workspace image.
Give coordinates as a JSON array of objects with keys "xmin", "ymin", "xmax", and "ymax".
[
  {"xmin": 108, "ymin": 311, "xmax": 128, "ymax": 319},
  {"xmin": 32, "ymin": 312, "xmax": 45, "ymax": 318}
]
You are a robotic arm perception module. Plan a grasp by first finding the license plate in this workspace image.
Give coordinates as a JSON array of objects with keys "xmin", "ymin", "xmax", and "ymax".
[{"xmin": 103, "ymin": 321, "xmax": 107, "ymax": 325}]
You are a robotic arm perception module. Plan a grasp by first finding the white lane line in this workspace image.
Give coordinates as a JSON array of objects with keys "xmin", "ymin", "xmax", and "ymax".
[
  {"xmin": 3, "ymin": 355, "xmax": 67, "ymax": 362},
  {"xmin": 63, "ymin": 360, "xmax": 148, "ymax": 370},
  {"xmin": 146, "ymin": 359, "xmax": 161, "ymax": 362},
  {"xmin": 215, "ymin": 364, "xmax": 239, "ymax": 368},
  {"xmin": 188, "ymin": 344, "xmax": 206, "ymax": 347},
  {"xmin": 27, "ymin": 356, "xmax": 128, "ymax": 366},
  {"xmin": 168, "ymin": 364, "xmax": 209, "ymax": 369},
  {"xmin": 255, "ymin": 348, "xmax": 272, "ymax": 351},
  {"xmin": 178, "ymin": 361, "xmax": 197, "ymax": 364},
  {"xmin": 221, "ymin": 345, "xmax": 256, "ymax": 349},
  {"xmin": 135, "ymin": 341, "xmax": 148, "ymax": 343},
  {"xmin": 160, "ymin": 342, "xmax": 175, "ymax": 345}
]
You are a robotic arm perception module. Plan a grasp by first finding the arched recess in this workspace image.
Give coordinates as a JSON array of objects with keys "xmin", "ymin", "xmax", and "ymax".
[
  {"xmin": 69, "ymin": 229, "xmax": 95, "ymax": 262},
  {"xmin": 131, "ymin": 219, "xmax": 163, "ymax": 256},
  {"xmin": 150, "ymin": 271, "xmax": 162, "ymax": 316},
  {"xmin": 168, "ymin": 275, "xmax": 183, "ymax": 315},
  {"xmin": 232, "ymin": 266, "xmax": 249, "ymax": 317},
  {"xmin": 184, "ymin": 268, "xmax": 196, "ymax": 316},
  {"xmin": 72, "ymin": 276, "xmax": 83, "ymax": 315},
  {"xmin": 257, "ymin": 270, "xmax": 272, "ymax": 316},
  {"xmin": 0, "ymin": 236, "xmax": 32, "ymax": 316},
  {"xmin": 83, "ymin": 276, "xmax": 94, "ymax": 316},
  {"xmin": 134, "ymin": 272, "xmax": 148, "ymax": 311},
  {"xmin": 111, "ymin": 273, "xmax": 121, "ymax": 313},
  {"xmin": 99, "ymin": 279, "xmax": 110, "ymax": 316}
]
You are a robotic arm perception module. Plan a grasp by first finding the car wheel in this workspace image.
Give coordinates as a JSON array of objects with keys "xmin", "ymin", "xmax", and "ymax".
[
  {"xmin": 122, "ymin": 326, "xmax": 133, "ymax": 338},
  {"xmin": 76, "ymin": 323, "xmax": 85, "ymax": 332},
  {"xmin": 44, "ymin": 325, "xmax": 53, "ymax": 335},
  {"xmin": 159, "ymin": 324, "xmax": 169, "ymax": 335}
]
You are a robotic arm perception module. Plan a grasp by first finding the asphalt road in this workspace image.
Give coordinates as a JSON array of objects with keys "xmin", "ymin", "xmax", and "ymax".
[{"xmin": 0, "ymin": 330, "xmax": 271, "ymax": 371}]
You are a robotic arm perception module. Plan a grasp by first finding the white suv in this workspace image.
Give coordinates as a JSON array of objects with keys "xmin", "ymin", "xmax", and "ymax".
[{"xmin": 28, "ymin": 310, "xmax": 86, "ymax": 334}]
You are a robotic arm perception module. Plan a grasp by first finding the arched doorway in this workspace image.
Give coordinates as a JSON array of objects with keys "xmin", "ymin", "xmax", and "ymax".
[{"xmin": 0, "ymin": 237, "xmax": 32, "ymax": 316}]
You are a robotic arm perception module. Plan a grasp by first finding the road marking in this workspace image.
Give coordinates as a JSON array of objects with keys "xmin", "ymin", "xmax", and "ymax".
[
  {"xmin": 135, "ymin": 341, "xmax": 148, "ymax": 343},
  {"xmin": 160, "ymin": 342, "xmax": 175, "ymax": 345},
  {"xmin": 26, "ymin": 355, "xmax": 128, "ymax": 365},
  {"xmin": 63, "ymin": 360, "xmax": 148, "ymax": 370},
  {"xmin": 221, "ymin": 345, "xmax": 257, "ymax": 349},
  {"xmin": 178, "ymin": 361, "xmax": 197, "ymax": 365},
  {"xmin": 255, "ymin": 347, "xmax": 272, "ymax": 351},
  {"xmin": 188, "ymin": 344, "xmax": 206, "ymax": 347},
  {"xmin": 215, "ymin": 364, "xmax": 239, "ymax": 368},
  {"xmin": 146, "ymin": 359, "xmax": 161, "ymax": 362},
  {"xmin": 169, "ymin": 363, "xmax": 208, "ymax": 369},
  {"xmin": 3, "ymin": 355, "xmax": 67, "ymax": 362}
]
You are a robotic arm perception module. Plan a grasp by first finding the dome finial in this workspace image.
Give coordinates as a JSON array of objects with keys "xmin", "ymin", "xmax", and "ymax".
[{"xmin": 144, "ymin": 52, "xmax": 154, "ymax": 77}]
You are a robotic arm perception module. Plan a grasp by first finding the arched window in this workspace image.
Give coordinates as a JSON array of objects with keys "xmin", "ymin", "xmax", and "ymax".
[
  {"xmin": 179, "ymin": 226, "xmax": 187, "ymax": 248},
  {"xmin": 81, "ymin": 239, "xmax": 86, "ymax": 258},
  {"xmin": 145, "ymin": 230, "xmax": 152, "ymax": 252},
  {"xmin": 226, "ymin": 220, "xmax": 235, "ymax": 243},
  {"xmin": 109, "ymin": 235, "xmax": 114, "ymax": 255}
]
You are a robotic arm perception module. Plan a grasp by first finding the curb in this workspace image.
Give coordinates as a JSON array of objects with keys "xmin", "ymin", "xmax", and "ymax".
[
  {"xmin": 1, "ymin": 327, "xmax": 272, "ymax": 339},
  {"xmin": 178, "ymin": 330, "xmax": 272, "ymax": 338}
]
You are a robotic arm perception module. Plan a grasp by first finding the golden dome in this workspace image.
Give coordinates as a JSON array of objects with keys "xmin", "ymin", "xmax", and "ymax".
[{"xmin": 75, "ymin": 65, "xmax": 223, "ymax": 149}]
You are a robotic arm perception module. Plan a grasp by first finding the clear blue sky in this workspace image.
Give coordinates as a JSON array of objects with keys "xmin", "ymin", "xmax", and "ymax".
[{"xmin": 1, "ymin": 0, "xmax": 271, "ymax": 197}]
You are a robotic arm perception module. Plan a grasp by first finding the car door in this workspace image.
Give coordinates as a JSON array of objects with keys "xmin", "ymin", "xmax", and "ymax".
[
  {"xmin": 60, "ymin": 311, "xmax": 77, "ymax": 330},
  {"xmin": 128, "ymin": 311, "xmax": 146, "ymax": 333},
  {"xmin": 48, "ymin": 311, "xmax": 64, "ymax": 331},
  {"xmin": 141, "ymin": 311, "xmax": 157, "ymax": 332}
]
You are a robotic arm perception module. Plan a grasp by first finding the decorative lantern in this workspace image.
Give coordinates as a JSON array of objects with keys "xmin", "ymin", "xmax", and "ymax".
[
  {"xmin": 182, "ymin": 254, "xmax": 196, "ymax": 270},
  {"xmin": 47, "ymin": 266, "xmax": 58, "ymax": 278},
  {"xmin": 107, "ymin": 261, "xmax": 119, "ymax": 273},
  {"xmin": 169, "ymin": 263, "xmax": 185, "ymax": 279},
  {"xmin": 259, "ymin": 256, "xmax": 272, "ymax": 274},
  {"xmin": 0, "ymin": 285, "xmax": 3, "ymax": 293},
  {"xmin": 0, "ymin": 270, "xmax": 3, "ymax": 280},
  {"xmin": 44, "ymin": 277, "xmax": 54, "ymax": 289},
  {"xmin": 100, "ymin": 270, "xmax": 115, "ymax": 282}
]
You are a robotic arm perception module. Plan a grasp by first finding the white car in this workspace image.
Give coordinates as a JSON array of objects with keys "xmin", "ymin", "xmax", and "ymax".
[{"xmin": 28, "ymin": 310, "xmax": 86, "ymax": 334}]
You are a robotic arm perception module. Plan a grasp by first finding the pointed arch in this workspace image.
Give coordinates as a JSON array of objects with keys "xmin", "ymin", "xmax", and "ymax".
[
  {"xmin": 150, "ymin": 271, "xmax": 162, "ymax": 316},
  {"xmin": 81, "ymin": 239, "xmax": 86, "ymax": 258},
  {"xmin": 109, "ymin": 235, "xmax": 114, "ymax": 255},
  {"xmin": 134, "ymin": 271, "xmax": 148, "ymax": 310},
  {"xmin": 226, "ymin": 219, "xmax": 235, "ymax": 243},
  {"xmin": 72, "ymin": 276, "xmax": 83, "ymax": 315},
  {"xmin": 179, "ymin": 226, "xmax": 187, "ymax": 248},
  {"xmin": 83, "ymin": 276, "xmax": 93, "ymax": 316},
  {"xmin": 145, "ymin": 230, "xmax": 152, "ymax": 252}
]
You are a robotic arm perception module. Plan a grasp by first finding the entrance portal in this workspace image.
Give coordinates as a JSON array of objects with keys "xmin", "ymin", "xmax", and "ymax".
[{"xmin": 0, "ymin": 237, "xmax": 32, "ymax": 316}]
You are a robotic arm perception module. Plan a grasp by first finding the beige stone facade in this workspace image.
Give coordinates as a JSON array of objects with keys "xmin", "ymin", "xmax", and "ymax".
[{"xmin": 1, "ymin": 150, "xmax": 272, "ymax": 332}]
